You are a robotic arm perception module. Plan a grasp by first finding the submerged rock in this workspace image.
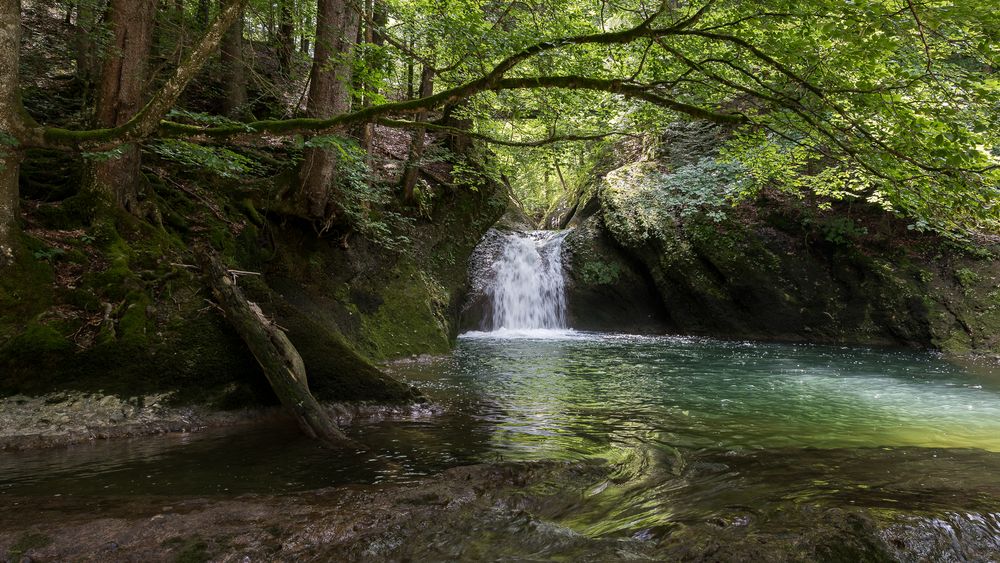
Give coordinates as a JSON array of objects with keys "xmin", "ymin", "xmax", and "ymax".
[{"xmin": 2, "ymin": 457, "xmax": 998, "ymax": 561}]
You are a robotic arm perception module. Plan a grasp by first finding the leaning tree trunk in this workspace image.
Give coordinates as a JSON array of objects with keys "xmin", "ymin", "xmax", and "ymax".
[
  {"xmin": 0, "ymin": 0, "xmax": 24, "ymax": 268},
  {"xmin": 88, "ymin": 0, "xmax": 158, "ymax": 215},
  {"xmin": 198, "ymin": 249, "xmax": 359, "ymax": 449},
  {"xmin": 220, "ymin": 2, "xmax": 246, "ymax": 117},
  {"xmin": 295, "ymin": 0, "xmax": 359, "ymax": 222}
]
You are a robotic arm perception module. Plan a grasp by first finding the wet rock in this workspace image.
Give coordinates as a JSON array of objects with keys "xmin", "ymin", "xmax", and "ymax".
[{"xmin": 562, "ymin": 216, "xmax": 669, "ymax": 333}]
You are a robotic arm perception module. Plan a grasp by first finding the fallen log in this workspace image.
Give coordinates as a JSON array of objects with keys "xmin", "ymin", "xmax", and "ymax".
[{"xmin": 197, "ymin": 247, "xmax": 361, "ymax": 449}]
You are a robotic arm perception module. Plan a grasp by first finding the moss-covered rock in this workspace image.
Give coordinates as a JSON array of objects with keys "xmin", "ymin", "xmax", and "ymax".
[
  {"xmin": 594, "ymin": 150, "xmax": 1000, "ymax": 352},
  {"xmin": 562, "ymin": 216, "xmax": 668, "ymax": 333}
]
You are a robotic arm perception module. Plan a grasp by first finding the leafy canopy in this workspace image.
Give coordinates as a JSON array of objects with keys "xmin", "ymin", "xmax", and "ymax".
[{"xmin": 372, "ymin": 0, "xmax": 998, "ymax": 232}]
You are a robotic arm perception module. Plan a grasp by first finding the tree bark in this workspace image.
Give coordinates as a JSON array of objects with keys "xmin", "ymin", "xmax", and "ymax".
[
  {"xmin": 0, "ymin": 0, "xmax": 25, "ymax": 268},
  {"xmin": 400, "ymin": 63, "xmax": 434, "ymax": 203},
  {"xmin": 197, "ymin": 0, "xmax": 211, "ymax": 29},
  {"xmin": 295, "ymin": 0, "xmax": 359, "ymax": 222},
  {"xmin": 88, "ymin": 0, "xmax": 158, "ymax": 214},
  {"xmin": 277, "ymin": 0, "xmax": 295, "ymax": 77},
  {"xmin": 372, "ymin": 0, "xmax": 387, "ymax": 47},
  {"xmin": 74, "ymin": 0, "xmax": 99, "ymax": 91},
  {"xmin": 220, "ymin": 2, "xmax": 246, "ymax": 117},
  {"xmin": 197, "ymin": 248, "xmax": 360, "ymax": 449}
]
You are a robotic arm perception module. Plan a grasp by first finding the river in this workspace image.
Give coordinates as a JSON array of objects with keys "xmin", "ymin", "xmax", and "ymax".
[{"xmin": 2, "ymin": 230, "xmax": 999, "ymax": 558}]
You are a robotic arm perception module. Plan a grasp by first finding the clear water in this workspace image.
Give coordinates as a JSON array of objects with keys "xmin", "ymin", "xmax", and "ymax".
[{"xmin": 2, "ymin": 333, "xmax": 1000, "ymax": 542}]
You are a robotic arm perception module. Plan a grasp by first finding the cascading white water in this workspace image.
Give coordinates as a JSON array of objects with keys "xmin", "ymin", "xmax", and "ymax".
[{"xmin": 488, "ymin": 230, "xmax": 569, "ymax": 330}]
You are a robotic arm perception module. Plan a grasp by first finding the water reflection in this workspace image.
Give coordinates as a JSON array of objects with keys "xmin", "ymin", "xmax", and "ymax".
[
  {"xmin": 442, "ymin": 333, "xmax": 1000, "ymax": 455},
  {"xmin": 2, "ymin": 333, "xmax": 1000, "ymax": 541}
]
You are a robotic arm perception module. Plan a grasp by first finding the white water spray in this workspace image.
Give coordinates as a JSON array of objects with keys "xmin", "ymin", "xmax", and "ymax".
[{"xmin": 488, "ymin": 230, "xmax": 569, "ymax": 331}]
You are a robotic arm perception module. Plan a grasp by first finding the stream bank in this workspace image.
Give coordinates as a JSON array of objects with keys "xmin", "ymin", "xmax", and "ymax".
[{"xmin": 1, "ymin": 128, "xmax": 506, "ymax": 441}]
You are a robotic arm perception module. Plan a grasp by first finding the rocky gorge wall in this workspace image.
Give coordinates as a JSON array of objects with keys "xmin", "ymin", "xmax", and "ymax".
[{"xmin": 542, "ymin": 124, "xmax": 1000, "ymax": 355}]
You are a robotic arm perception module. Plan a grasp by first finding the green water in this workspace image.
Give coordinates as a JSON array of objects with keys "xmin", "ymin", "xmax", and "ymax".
[
  {"xmin": 443, "ymin": 332, "xmax": 1000, "ymax": 454},
  {"xmin": 3, "ymin": 333, "xmax": 1000, "ymax": 546}
]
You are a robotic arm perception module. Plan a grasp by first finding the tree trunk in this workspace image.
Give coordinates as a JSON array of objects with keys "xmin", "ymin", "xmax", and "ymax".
[
  {"xmin": 198, "ymin": 248, "xmax": 360, "ymax": 449},
  {"xmin": 358, "ymin": 0, "xmax": 379, "ymax": 155},
  {"xmin": 401, "ymin": 63, "xmax": 434, "ymax": 203},
  {"xmin": 197, "ymin": 0, "xmax": 211, "ymax": 29},
  {"xmin": 88, "ymin": 0, "xmax": 158, "ymax": 214},
  {"xmin": 74, "ymin": 0, "xmax": 99, "ymax": 90},
  {"xmin": 405, "ymin": 36, "xmax": 415, "ymax": 99},
  {"xmin": 277, "ymin": 0, "xmax": 295, "ymax": 76},
  {"xmin": 0, "ymin": 153, "xmax": 19, "ymax": 269},
  {"xmin": 220, "ymin": 2, "xmax": 246, "ymax": 117},
  {"xmin": 0, "ymin": 0, "xmax": 24, "ymax": 268},
  {"xmin": 372, "ymin": 0, "xmax": 387, "ymax": 47},
  {"xmin": 295, "ymin": 0, "xmax": 359, "ymax": 222}
]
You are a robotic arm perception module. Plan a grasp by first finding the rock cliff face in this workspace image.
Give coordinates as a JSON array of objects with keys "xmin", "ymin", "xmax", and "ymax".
[
  {"xmin": 561, "ymin": 217, "xmax": 668, "ymax": 333},
  {"xmin": 544, "ymin": 123, "xmax": 1000, "ymax": 354}
]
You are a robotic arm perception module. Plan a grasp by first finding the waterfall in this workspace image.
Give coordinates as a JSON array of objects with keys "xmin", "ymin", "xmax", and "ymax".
[{"xmin": 487, "ymin": 230, "xmax": 569, "ymax": 331}]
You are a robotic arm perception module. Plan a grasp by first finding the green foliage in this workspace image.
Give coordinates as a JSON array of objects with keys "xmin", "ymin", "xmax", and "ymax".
[
  {"xmin": 955, "ymin": 268, "xmax": 980, "ymax": 288},
  {"xmin": 149, "ymin": 140, "xmax": 265, "ymax": 179},
  {"xmin": 32, "ymin": 245, "xmax": 66, "ymax": 262},
  {"xmin": 166, "ymin": 109, "xmax": 250, "ymax": 129},
  {"xmin": 81, "ymin": 146, "xmax": 128, "ymax": 162},
  {"xmin": 804, "ymin": 216, "xmax": 869, "ymax": 246},
  {"xmin": 601, "ymin": 157, "xmax": 746, "ymax": 242},
  {"xmin": 301, "ymin": 135, "xmax": 412, "ymax": 250},
  {"xmin": 0, "ymin": 131, "xmax": 18, "ymax": 147},
  {"xmin": 578, "ymin": 259, "xmax": 622, "ymax": 286}
]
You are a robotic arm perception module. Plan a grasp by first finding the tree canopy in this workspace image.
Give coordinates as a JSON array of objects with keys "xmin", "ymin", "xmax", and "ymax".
[{"xmin": 0, "ymin": 0, "xmax": 997, "ymax": 262}]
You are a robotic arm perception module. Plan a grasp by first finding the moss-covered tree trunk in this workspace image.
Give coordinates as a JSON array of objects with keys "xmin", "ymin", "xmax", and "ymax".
[
  {"xmin": 87, "ymin": 0, "xmax": 158, "ymax": 215},
  {"xmin": 295, "ymin": 0, "xmax": 359, "ymax": 222},
  {"xmin": 198, "ymin": 249, "xmax": 360, "ymax": 449},
  {"xmin": 0, "ymin": 0, "xmax": 24, "ymax": 268},
  {"xmin": 220, "ymin": 2, "xmax": 246, "ymax": 117}
]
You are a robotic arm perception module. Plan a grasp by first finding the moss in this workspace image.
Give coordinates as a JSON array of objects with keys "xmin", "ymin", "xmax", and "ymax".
[
  {"xmin": 955, "ymin": 268, "xmax": 980, "ymax": 288},
  {"xmin": 32, "ymin": 191, "xmax": 102, "ymax": 230},
  {"xmin": 0, "ymin": 240, "xmax": 54, "ymax": 341},
  {"xmin": 117, "ymin": 291, "xmax": 153, "ymax": 345},
  {"xmin": 0, "ymin": 322, "xmax": 72, "ymax": 364},
  {"xmin": 578, "ymin": 259, "xmax": 623, "ymax": 286},
  {"xmin": 259, "ymin": 282, "xmax": 419, "ymax": 403},
  {"xmin": 358, "ymin": 261, "xmax": 452, "ymax": 360}
]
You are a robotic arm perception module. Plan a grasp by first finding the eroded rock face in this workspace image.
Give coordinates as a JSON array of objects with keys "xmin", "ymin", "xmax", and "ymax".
[
  {"xmin": 459, "ymin": 228, "xmax": 508, "ymax": 331},
  {"xmin": 543, "ymin": 121, "xmax": 1000, "ymax": 353},
  {"xmin": 600, "ymin": 169, "xmax": 1000, "ymax": 351},
  {"xmin": 562, "ymin": 216, "xmax": 668, "ymax": 333}
]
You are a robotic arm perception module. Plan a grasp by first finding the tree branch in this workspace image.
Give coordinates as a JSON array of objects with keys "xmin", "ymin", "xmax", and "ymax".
[{"xmin": 377, "ymin": 118, "xmax": 636, "ymax": 147}]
